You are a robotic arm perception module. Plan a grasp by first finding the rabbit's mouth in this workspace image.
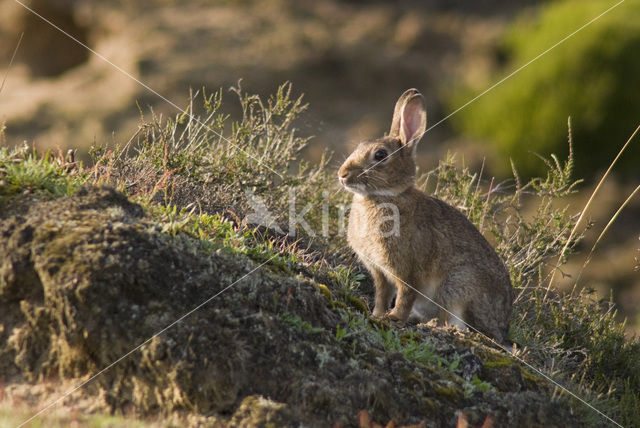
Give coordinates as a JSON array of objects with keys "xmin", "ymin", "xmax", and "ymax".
[
  {"xmin": 339, "ymin": 168, "xmax": 399, "ymax": 196},
  {"xmin": 341, "ymin": 181, "xmax": 404, "ymax": 197},
  {"xmin": 340, "ymin": 171, "xmax": 410, "ymax": 197},
  {"xmin": 341, "ymin": 177, "xmax": 411, "ymax": 197},
  {"xmin": 338, "ymin": 173, "xmax": 362, "ymax": 190},
  {"xmin": 340, "ymin": 181, "xmax": 368, "ymax": 195}
]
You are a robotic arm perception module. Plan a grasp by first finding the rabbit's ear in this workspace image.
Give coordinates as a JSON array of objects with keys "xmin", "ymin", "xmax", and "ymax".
[
  {"xmin": 390, "ymin": 88, "xmax": 420, "ymax": 137},
  {"xmin": 399, "ymin": 93, "xmax": 426, "ymax": 147}
]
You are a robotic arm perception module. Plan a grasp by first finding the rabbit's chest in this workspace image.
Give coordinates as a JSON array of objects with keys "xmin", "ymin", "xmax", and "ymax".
[{"xmin": 347, "ymin": 201, "xmax": 406, "ymax": 261}]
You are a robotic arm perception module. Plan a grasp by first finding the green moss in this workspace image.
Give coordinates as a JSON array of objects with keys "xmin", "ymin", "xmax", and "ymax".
[
  {"xmin": 520, "ymin": 368, "xmax": 546, "ymax": 390},
  {"xmin": 401, "ymin": 371, "xmax": 426, "ymax": 386},
  {"xmin": 332, "ymin": 301, "xmax": 348, "ymax": 310},
  {"xmin": 315, "ymin": 283, "xmax": 333, "ymax": 302},
  {"xmin": 400, "ymin": 332, "xmax": 422, "ymax": 344},
  {"xmin": 347, "ymin": 295, "xmax": 369, "ymax": 314},
  {"xmin": 483, "ymin": 360, "xmax": 513, "ymax": 369},
  {"xmin": 421, "ymin": 397, "xmax": 438, "ymax": 414},
  {"xmin": 433, "ymin": 384, "xmax": 463, "ymax": 402},
  {"xmin": 367, "ymin": 317, "xmax": 390, "ymax": 330}
]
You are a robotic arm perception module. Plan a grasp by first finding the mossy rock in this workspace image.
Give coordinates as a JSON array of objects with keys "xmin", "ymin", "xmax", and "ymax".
[{"xmin": 0, "ymin": 187, "xmax": 584, "ymax": 427}]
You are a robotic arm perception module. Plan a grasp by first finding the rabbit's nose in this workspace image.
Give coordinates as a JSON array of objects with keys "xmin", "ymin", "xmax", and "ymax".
[{"xmin": 338, "ymin": 169, "xmax": 350, "ymax": 184}]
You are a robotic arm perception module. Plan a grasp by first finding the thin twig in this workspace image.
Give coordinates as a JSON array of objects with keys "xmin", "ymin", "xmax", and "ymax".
[
  {"xmin": 576, "ymin": 183, "xmax": 640, "ymax": 285},
  {"xmin": 0, "ymin": 32, "xmax": 24, "ymax": 95}
]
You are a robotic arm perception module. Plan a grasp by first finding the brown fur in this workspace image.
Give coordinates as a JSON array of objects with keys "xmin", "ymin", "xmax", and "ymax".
[{"xmin": 338, "ymin": 89, "xmax": 513, "ymax": 342}]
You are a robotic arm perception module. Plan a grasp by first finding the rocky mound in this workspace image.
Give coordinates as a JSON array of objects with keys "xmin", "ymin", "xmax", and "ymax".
[{"xmin": 0, "ymin": 187, "xmax": 580, "ymax": 427}]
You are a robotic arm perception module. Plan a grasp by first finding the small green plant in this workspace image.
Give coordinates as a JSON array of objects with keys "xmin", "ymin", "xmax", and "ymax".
[
  {"xmin": 335, "ymin": 324, "xmax": 348, "ymax": 342},
  {"xmin": 281, "ymin": 313, "xmax": 324, "ymax": 335},
  {"xmin": 0, "ymin": 145, "xmax": 85, "ymax": 201},
  {"xmin": 147, "ymin": 202, "xmax": 308, "ymax": 273},
  {"xmin": 328, "ymin": 266, "xmax": 365, "ymax": 297},
  {"xmin": 463, "ymin": 374, "xmax": 493, "ymax": 398},
  {"xmin": 374, "ymin": 327, "xmax": 449, "ymax": 368}
]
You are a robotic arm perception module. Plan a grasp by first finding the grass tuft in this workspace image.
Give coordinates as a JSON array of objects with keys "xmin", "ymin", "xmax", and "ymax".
[{"xmin": 0, "ymin": 144, "xmax": 85, "ymax": 203}]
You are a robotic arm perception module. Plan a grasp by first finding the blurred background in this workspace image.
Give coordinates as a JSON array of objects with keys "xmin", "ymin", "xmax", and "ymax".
[{"xmin": 1, "ymin": 0, "xmax": 639, "ymax": 332}]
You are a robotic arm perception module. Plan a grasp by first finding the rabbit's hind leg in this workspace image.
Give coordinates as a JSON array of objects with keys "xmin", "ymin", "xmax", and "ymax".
[
  {"xmin": 409, "ymin": 294, "xmax": 440, "ymax": 323},
  {"xmin": 438, "ymin": 304, "xmax": 469, "ymax": 332},
  {"xmin": 437, "ymin": 271, "xmax": 508, "ymax": 343},
  {"xmin": 435, "ymin": 271, "xmax": 475, "ymax": 332}
]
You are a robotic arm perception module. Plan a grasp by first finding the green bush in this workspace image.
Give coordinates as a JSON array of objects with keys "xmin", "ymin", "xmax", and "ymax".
[{"xmin": 450, "ymin": 0, "xmax": 640, "ymax": 179}]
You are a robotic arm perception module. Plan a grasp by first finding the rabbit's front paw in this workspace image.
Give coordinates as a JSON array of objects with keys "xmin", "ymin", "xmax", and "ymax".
[
  {"xmin": 385, "ymin": 311, "xmax": 407, "ymax": 327},
  {"xmin": 387, "ymin": 307, "xmax": 410, "ymax": 321},
  {"xmin": 371, "ymin": 307, "xmax": 387, "ymax": 319}
]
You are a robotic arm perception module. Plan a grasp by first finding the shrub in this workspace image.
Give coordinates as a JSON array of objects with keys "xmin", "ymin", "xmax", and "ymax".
[
  {"xmin": 449, "ymin": 0, "xmax": 640, "ymax": 179},
  {"xmin": 89, "ymin": 82, "xmax": 350, "ymax": 251}
]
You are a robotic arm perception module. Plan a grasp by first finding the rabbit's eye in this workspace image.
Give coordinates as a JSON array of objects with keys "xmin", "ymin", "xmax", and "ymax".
[{"xmin": 374, "ymin": 149, "xmax": 388, "ymax": 162}]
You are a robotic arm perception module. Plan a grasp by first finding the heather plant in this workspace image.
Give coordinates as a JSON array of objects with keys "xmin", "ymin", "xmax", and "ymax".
[{"xmin": 89, "ymin": 82, "xmax": 349, "ymax": 245}]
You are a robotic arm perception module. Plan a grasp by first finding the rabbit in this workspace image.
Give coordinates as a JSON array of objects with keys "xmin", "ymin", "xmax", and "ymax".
[{"xmin": 337, "ymin": 89, "xmax": 513, "ymax": 343}]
